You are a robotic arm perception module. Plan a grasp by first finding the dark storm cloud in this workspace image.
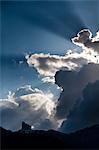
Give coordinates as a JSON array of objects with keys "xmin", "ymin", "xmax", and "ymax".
[
  {"xmin": 61, "ymin": 80, "xmax": 99, "ymax": 133},
  {"xmin": 55, "ymin": 63, "xmax": 99, "ymax": 119},
  {"xmin": 1, "ymin": 1, "xmax": 86, "ymax": 41}
]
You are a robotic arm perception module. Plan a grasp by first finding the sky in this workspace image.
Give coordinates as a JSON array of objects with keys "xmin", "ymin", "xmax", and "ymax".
[{"xmin": 0, "ymin": 0, "xmax": 99, "ymax": 132}]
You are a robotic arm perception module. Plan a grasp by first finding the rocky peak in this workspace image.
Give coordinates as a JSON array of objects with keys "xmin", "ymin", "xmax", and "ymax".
[{"xmin": 22, "ymin": 122, "xmax": 31, "ymax": 131}]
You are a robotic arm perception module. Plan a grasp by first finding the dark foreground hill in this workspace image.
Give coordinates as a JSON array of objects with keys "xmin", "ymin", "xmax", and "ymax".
[{"xmin": 1, "ymin": 123, "xmax": 99, "ymax": 149}]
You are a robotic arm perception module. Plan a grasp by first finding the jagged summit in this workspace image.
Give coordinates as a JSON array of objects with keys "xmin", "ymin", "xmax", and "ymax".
[
  {"xmin": 19, "ymin": 121, "xmax": 32, "ymax": 133},
  {"xmin": 22, "ymin": 121, "xmax": 31, "ymax": 130}
]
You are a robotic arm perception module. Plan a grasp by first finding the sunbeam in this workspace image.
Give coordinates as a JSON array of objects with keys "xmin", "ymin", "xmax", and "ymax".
[
  {"xmin": 73, "ymin": 0, "xmax": 99, "ymax": 33},
  {"xmin": 2, "ymin": 1, "xmax": 86, "ymax": 41}
]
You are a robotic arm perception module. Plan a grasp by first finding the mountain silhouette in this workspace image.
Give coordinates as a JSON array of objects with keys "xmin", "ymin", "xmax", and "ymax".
[{"xmin": 1, "ymin": 122, "xmax": 99, "ymax": 149}]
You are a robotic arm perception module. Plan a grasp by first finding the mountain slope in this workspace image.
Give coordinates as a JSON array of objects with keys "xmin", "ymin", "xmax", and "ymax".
[{"xmin": 1, "ymin": 124, "xmax": 99, "ymax": 149}]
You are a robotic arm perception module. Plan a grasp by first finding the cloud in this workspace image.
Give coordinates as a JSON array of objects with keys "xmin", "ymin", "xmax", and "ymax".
[
  {"xmin": 0, "ymin": 85, "xmax": 59, "ymax": 131},
  {"xmin": 72, "ymin": 29, "xmax": 99, "ymax": 53},
  {"xmin": 55, "ymin": 63, "xmax": 99, "ymax": 119},
  {"xmin": 61, "ymin": 80, "xmax": 99, "ymax": 133},
  {"xmin": 26, "ymin": 47, "xmax": 99, "ymax": 83}
]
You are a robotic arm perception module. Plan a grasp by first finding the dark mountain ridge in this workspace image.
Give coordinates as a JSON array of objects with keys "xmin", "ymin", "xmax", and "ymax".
[{"xmin": 1, "ymin": 122, "xmax": 99, "ymax": 149}]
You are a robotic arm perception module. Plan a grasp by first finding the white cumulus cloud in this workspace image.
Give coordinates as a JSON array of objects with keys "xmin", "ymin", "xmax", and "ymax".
[
  {"xmin": 0, "ymin": 85, "xmax": 60, "ymax": 131},
  {"xmin": 26, "ymin": 51, "xmax": 99, "ymax": 84}
]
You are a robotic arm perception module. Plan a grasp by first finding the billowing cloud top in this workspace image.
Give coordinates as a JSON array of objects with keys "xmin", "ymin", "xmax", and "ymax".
[{"xmin": 72, "ymin": 29, "xmax": 99, "ymax": 53}]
